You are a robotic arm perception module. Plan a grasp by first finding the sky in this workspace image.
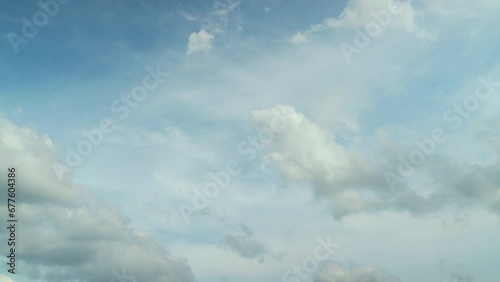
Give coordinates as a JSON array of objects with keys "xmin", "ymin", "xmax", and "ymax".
[{"xmin": 1, "ymin": 0, "xmax": 500, "ymax": 281}]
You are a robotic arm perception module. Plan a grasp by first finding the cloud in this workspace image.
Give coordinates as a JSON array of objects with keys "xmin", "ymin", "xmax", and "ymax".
[
  {"xmin": 251, "ymin": 104, "xmax": 500, "ymax": 219},
  {"xmin": 185, "ymin": 0, "xmax": 241, "ymax": 55},
  {"xmin": 222, "ymin": 224, "xmax": 267, "ymax": 260},
  {"xmin": 287, "ymin": 32, "xmax": 308, "ymax": 45},
  {"xmin": 0, "ymin": 275, "xmax": 14, "ymax": 282},
  {"xmin": 252, "ymin": 104, "xmax": 351, "ymax": 183},
  {"xmin": 0, "ymin": 117, "xmax": 196, "ymax": 282},
  {"xmin": 252, "ymin": 105, "xmax": 393, "ymax": 218},
  {"xmin": 288, "ymin": 0, "xmax": 433, "ymax": 45},
  {"xmin": 314, "ymin": 261, "xmax": 401, "ymax": 282},
  {"xmin": 187, "ymin": 29, "xmax": 215, "ymax": 55},
  {"xmin": 211, "ymin": 0, "xmax": 240, "ymax": 30},
  {"xmin": 224, "ymin": 234, "xmax": 267, "ymax": 260},
  {"xmin": 0, "ymin": 118, "xmax": 77, "ymax": 206}
]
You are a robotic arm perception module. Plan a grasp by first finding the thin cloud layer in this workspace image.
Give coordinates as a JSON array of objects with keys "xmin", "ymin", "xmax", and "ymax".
[
  {"xmin": 288, "ymin": 0, "xmax": 433, "ymax": 44},
  {"xmin": 314, "ymin": 261, "xmax": 401, "ymax": 282}
]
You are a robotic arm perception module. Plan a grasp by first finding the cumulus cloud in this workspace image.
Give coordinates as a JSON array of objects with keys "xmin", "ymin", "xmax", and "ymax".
[
  {"xmin": 288, "ymin": 0, "xmax": 433, "ymax": 44},
  {"xmin": 252, "ymin": 104, "xmax": 500, "ymax": 219},
  {"xmin": 252, "ymin": 104, "xmax": 350, "ymax": 183},
  {"xmin": 252, "ymin": 105, "xmax": 393, "ymax": 218},
  {"xmin": 0, "ymin": 118, "xmax": 196, "ymax": 282},
  {"xmin": 187, "ymin": 29, "xmax": 215, "ymax": 55},
  {"xmin": 314, "ymin": 261, "xmax": 401, "ymax": 282}
]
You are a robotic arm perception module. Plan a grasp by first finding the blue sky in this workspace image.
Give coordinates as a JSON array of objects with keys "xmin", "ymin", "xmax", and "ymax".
[{"xmin": 1, "ymin": 0, "xmax": 500, "ymax": 281}]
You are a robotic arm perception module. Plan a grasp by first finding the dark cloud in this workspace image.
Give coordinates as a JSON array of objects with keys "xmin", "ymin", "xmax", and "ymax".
[{"xmin": 222, "ymin": 224, "xmax": 267, "ymax": 260}]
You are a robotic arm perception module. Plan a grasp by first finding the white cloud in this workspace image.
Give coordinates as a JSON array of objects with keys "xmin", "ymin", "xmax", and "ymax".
[
  {"xmin": 252, "ymin": 105, "xmax": 389, "ymax": 218},
  {"xmin": 251, "ymin": 104, "xmax": 500, "ymax": 219},
  {"xmin": 185, "ymin": 0, "xmax": 241, "ymax": 55},
  {"xmin": 252, "ymin": 104, "xmax": 350, "ymax": 183},
  {"xmin": 0, "ymin": 274, "xmax": 14, "ymax": 282},
  {"xmin": 288, "ymin": 0, "xmax": 433, "ymax": 44},
  {"xmin": 0, "ymin": 117, "xmax": 196, "ymax": 281},
  {"xmin": 287, "ymin": 32, "xmax": 308, "ymax": 45},
  {"xmin": 3, "ymin": 0, "xmax": 500, "ymax": 281},
  {"xmin": 252, "ymin": 105, "xmax": 380, "ymax": 189},
  {"xmin": 187, "ymin": 29, "xmax": 215, "ymax": 55}
]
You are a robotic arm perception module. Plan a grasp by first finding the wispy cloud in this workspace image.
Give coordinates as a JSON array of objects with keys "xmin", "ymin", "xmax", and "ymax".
[
  {"xmin": 288, "ymin": 0, "xmax": 434, "ymax": 45},
  {"xmin": 185, "ymin": 0, "xmax": 241, "ymax": 55}
]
